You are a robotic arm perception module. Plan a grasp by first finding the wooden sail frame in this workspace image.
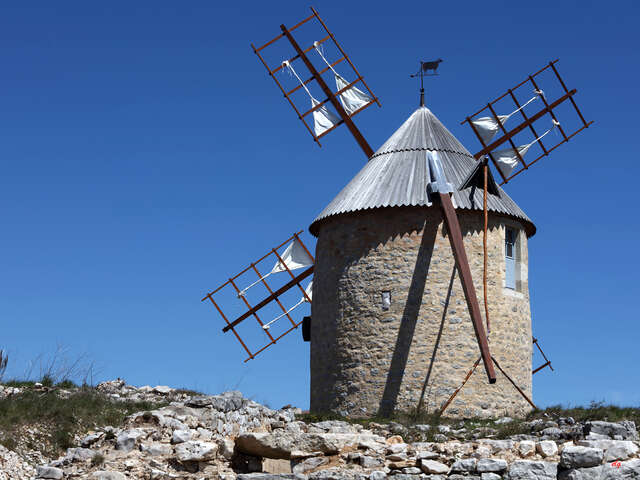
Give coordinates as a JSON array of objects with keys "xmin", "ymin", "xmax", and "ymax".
[
  {"xmin": 463, "ymin": 59, "xmax": 594, "ymax": 185},
  {"xmin": 251, "ymin": 7, "xmax": 381, "ymax": 150},
  {"xmin": 201, "ymin": 232, "xmax": 314, "ymax": 362}
]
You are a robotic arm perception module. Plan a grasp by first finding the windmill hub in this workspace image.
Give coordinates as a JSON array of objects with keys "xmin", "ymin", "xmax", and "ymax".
[{"xmin": 308, "ymin": 107, "xmax": 536, "ymax": 418}]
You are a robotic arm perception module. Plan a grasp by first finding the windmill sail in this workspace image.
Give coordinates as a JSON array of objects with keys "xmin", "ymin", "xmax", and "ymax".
[
  {"xmin": 313, "ymin": 41, "xmax": 371, "ymax": 115},
  {"xmin": 262, "ymin": 281, "xmax": 313, "ymax": 330},
  {"xmin": 471, "ymin": 92, "xmax": 542, "ymax": 145},
  {"xmin": 492, "ymin": 120, "xmax": 559, "ymax": 177},
  {"xmin": 237, "ymin": 238, "xmax": 314, "ymax": 297},
  {"xmin": 282, "ymin": 60, "xmax": 340, "ymax": 136}
]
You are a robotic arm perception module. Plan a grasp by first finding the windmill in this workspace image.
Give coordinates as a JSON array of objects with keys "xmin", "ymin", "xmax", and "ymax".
[
  {"xmin": 202, "ymin": 7, "xmax": 591, "ymax": 418},
  {"xmin": 435, "ymin": 60, "xmax": 592, "ymax": 415}
]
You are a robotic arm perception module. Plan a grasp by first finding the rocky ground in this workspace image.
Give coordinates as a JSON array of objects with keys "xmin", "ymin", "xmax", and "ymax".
[{"xmin": 0, "ymin": 380, "xmax": 639, "ymax": 479}]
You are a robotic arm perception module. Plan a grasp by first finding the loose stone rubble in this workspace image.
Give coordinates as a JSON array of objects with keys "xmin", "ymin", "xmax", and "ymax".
[{"xmin": 0, "ymin": 380, "xmax": 639, "ymax": 479}]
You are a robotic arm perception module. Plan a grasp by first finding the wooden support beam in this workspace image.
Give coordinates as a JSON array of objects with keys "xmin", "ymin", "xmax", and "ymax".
[
  {"xmin": 438, "ymin": 193, "xmax": 496, "ymax": 383},
  {"xmin": 222, "ymin": 266, "xmax": 314, "ymax": 332}
]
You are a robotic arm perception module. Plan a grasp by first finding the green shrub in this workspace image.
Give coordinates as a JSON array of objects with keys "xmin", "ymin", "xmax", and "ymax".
[
  {"xmin": 40, "ymin": 375, "xmax": 54, "ymax": 387},
  {"xmin": 0, "ymin": 389, "xmax": 161, "ymax": 455},
  {"xmin": 91, "ymin": 453, "xmax": 105, "ymax": 466},
  {"xmin": 56, "ymin": 379, "xmax": 77, "ymax": 389}
]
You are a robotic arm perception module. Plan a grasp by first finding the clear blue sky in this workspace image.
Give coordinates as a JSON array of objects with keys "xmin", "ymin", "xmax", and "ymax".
[{"xmin": 1, "ymin": 1, "xmax": 638, "ymax": 410}]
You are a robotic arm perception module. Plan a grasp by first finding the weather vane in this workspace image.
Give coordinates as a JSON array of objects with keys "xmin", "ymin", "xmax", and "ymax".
[{"xmin": 410, "ymin": 59, "xmax": 443, "ymax": 106}]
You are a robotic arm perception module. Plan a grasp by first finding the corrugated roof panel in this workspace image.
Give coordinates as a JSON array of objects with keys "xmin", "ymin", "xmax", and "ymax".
[
  {"xmin": 309, "ymin": 106, "xmax": 535, "ymax": 236},
  {"xmin": 373, "ymin": 107, "xmax": 470, "ymax": 157}
]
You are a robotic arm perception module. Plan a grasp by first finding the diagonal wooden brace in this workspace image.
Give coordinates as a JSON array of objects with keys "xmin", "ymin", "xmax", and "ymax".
[
  {"xmin": 427, "ymin": 151, "xmax": 495, "ymax": 383},
  {"xmin": 438, "ymin": 192, "xmax": 496, "ymax": 383}
]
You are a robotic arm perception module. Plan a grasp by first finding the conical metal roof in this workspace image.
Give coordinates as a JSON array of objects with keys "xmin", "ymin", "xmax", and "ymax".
[{"xmin": 309, "ymin": 106, "xmax": 535, "ymax": 236}]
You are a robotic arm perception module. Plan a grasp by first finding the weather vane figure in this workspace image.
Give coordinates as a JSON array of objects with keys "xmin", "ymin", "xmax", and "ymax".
[{"xmin": 410, "ymin": 59, "xmax": 443, "ymax": 106}]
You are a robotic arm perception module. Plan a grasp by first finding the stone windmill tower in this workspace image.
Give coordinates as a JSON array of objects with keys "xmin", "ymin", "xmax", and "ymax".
[
  {"xmin": 203, "ymin": 9, "xmax": 590, "ymax": 419},
  {"xmin": 308, "ymin": 106, "xmax": 536, "ymax": 418}
]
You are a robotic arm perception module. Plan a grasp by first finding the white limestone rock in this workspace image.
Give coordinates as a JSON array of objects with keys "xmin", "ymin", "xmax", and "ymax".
[
  {"xmin": 153, "ymin": 385, "xmax": 173, "ymax": 394},
  {"xmin": 518, "ymin": 440, "xmax": 536, "ymax": 457},
  {"xmin": 477, "ymin": 458, "xmax": 508, "ymax": 472},
  {"xmin": 171, "ymin": 429, "xmax": 192, "ymax": 444},
  {"xmin": 36, "ymin": 466, "xmax": 64, "ymax": 479},
  {"xmin": 561, "ymin": 445, "xmax": 604, "ymax": 468},
  {"xmin": 218, "ymin": 438, "xmax": 236, "ymax": 460},
  {"xmin": 90, "ymin": 472, "xmax": 127, "ymax": 480},
  {"xmin": 419, "ymin": 459, "xmax": 449, "ymax": 474},
  {"xmin": 140, "ymin": 442, "xmax": 172, "ymax": 456},
  {"xmin": 481, "ymin": 474, "xmax": 502, "ymax": 480},
  {"xmin": 174, "ymin": 440, "xmax": 218, "ymax": 462},
  {"xmin": 115, "ymin": 429, "xmax": 145, "ymax": 452},
  {"xmin": 451, "ymin": 458, "xmax": 477, "ymax": 472},
  {"xmin": 506, "ymin": 460, "xmax": 557, "ymax": 480},
  {"xmin": 536, "ymin": 440, "xmax": 558, "ymax": 457},
  {"xmin": 292, "ymin": 456, "xmax": 330, "ymax": 474},
  {"xmin": 557, "ymin": 465, "xmax": 603, "ymax": 480},
  {"xmin": 236, "ymin": 431, "xmax": 380, "ymax": 459},
  {"xmin": 577, "ymin": 439, "xmax": 639, "ymax": 462},
  {"xmin": 587, "ymin": 421, "xmax": 638, "ymax": 440},
  {"xmin": 478, "ymin": 439, "xmax": 515, "ymax": 453}
]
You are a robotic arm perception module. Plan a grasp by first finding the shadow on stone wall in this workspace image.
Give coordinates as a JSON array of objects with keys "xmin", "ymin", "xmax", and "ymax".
[
  {"xmin": 377, "ymin": 224, "xmax": 438, "ymax": 417},
  {"xmin": 416, "ymin": 264, "xmax": 457, "ymax": 414}
]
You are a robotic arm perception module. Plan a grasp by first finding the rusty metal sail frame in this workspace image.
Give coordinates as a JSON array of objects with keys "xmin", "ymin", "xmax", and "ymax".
[
  {"xmin": 201, "ymin": 232, "xmax": 314, "ymax": 362},
  {"xmin": 251, "ymin": 7, "xmax": 496, "ymax": 383},
  {"xmin": 439, "ymin": 335, "xmax": 554, "ymax": 415},
  {"xmin": 440, "ymin": 355, "xmax": 539, "ymax": 415},
  {"xmin": 532, "ymin": 337, "xmax": 553, "ymax": 375},
  {"xmin": 463, "ymin": 60, "xmax": 593, "ymax": 336},
  {"xmin": 251, "ymin": 7, "xmax": 380, "ymax": 152}
]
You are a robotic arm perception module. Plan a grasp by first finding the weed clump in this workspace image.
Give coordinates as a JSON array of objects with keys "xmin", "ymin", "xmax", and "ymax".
[{"xmin": 0, "ymin": 388, "xmax": 160, "ymax": 456}]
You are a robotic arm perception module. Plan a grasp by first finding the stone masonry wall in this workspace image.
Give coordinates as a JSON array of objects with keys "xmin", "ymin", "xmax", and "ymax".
[{"xmin": 310, "ymin": 205, "xmax": 532, "ymax": 418}]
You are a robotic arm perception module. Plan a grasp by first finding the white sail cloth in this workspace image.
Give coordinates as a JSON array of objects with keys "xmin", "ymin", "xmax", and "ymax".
[
  {"xmin": 263, "ymin": 281, "xmax": 313, "ymax": 330},
  {"xmin": 282, "ymin": 60, "xmax": 339, "ymax": 136},
  {"xmin": 311, "ymin": 98, "xmax": 340, "ymax": 136},
  {"xmin": 238, "ymin": 238, "xmax": 314, "ymax": 297},
  {"xmin": 313, "ymin": 42, "xmax": 371, "ymax": 115},
  {"xmin": 492, "ymin": 120, "xmax": 559, "ymax": 177},
  {"xmin": 334, "ymin": 74, "xmax": 371, "ymax": 115},
  {"xmin": 471, "ymin": 92, "xmax": 543, "ymax": 145},
  {"xmin": 471, "ymin": 115, "xmax": 510, "ymax": 145},
  {"xmin": 272, "ymin": 238, "xmax": 314, "ymax": 273},
  {"xmin": 492, "ymin": 144, "xmax": 533, "ymax": 177}
]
